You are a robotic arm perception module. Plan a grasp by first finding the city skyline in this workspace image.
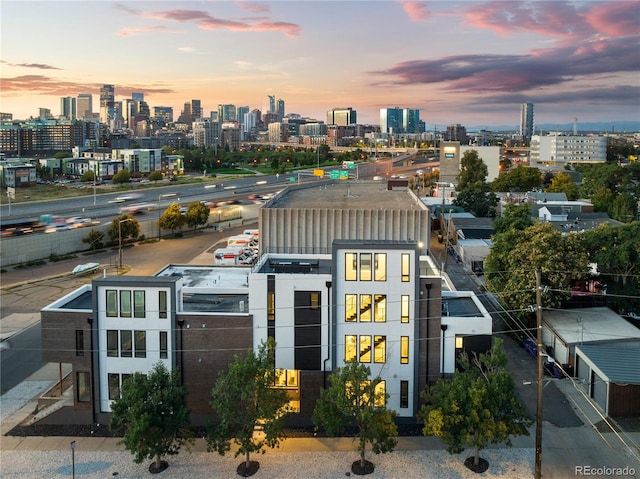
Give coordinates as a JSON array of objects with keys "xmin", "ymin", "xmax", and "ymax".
[{"xmin": 1, "ymin": 1, "xmax": 638, "ymax": 127}]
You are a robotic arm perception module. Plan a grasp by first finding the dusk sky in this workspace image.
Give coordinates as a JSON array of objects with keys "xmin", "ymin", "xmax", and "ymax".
[{"xmin": 1, "ymin": 1, "xmax": 639, "ymax": 128}]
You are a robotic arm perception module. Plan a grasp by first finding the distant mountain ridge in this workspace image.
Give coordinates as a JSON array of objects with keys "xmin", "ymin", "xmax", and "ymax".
[{"xmin": 464, "ymin": 121, "xmax": 640, "ymax": 133}]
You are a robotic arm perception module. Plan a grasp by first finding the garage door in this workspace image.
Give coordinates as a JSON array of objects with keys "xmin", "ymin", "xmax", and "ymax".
[{"xmin": 575, "ymin": 355, "xmax": 589, "ymax": 391}]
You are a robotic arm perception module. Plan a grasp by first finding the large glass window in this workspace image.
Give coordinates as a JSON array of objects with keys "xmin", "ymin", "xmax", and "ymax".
[
  {"xmin": 107, "ymin": 330, "xmax": 118, "ymax": 357},
  {"xmin": 159, "ymin": 291, "xmax": 167, "ymax": 319},
  {"xmin": 374, "ymin": 253, "xmax": 386, "ymax": 281},
  {"xmin": 75, "ymin": 330, "xmax": 84, "ymax": 356},
  {"xmin": 106, "ymin": 290, "xmax": 117, "ymax": 317},
  {"xmin": 133, "ymin": 290, "xmax": 145, "ymax": 318},
  {"xmin": 374, "ymin": 380, "xmax": 386, "ymax": 407},
  {"xmin": 120, "ymin": 291, "xmax": 131, "ymax": 318},
  {"xmin": 159, "ymin": 331, "xmax": 168, "ymax": 359},
  {"xmin": 345, "ymin": 294, "xmax": 357, "ymax": 322},
  {"xmin": 345, "ymin": 253, "xmax": 357, "ymax": 281},
  {"xmin": 345, "ymin": 335, "xmax": 357, "ymax": 362},
  {"xmin": 374, "ymin": 336, "xmax": 386, "ymax": 363},
  {"xmin": 310, "ymin": 292, "xmax": 319, "ymax": 310},
  {"xmin": 401, "ymin": 295, "xmax": 410, "ymax": 323},
  {"xmin": 77, "ymin": 372, "xmax": 90, "ymax": 402},
  {"xmin": 360, "ymin": 253, "xmax": 372, "ymax": 281},
  {"xmin": 374, "ymin": 295, "xmax": 386, "ymax": 322},
  {"xmin": 108, "ymin": 373, "xmax": 120, "ymax": 400},
  {"xmin": 401, "ymin": 253, "xmax": 410, "ymax": 282},
  {"xmin": 121, "ymin": 330, "xmax": 132, "ymax": 358},
  {"xmin": 400, "ymin": 380, "xmax": 409, "ymax": 408},
  {"xmin": 360, "ymin": 294, "xmax": 372, "ymax": 322},
  {"xmin": 401, "ymin": 336, "xmax": 409, "ymax": 364},
  {"xmin": 134, "ymin": 330, "xmax": 146, "ymax": 358},
  {"xmin": 359, "ymin": 335, "xmax": 371, "ymax": 363}
]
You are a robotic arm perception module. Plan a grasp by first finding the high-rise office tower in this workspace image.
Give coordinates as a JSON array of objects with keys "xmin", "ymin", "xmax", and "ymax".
[
  {"xmin": 153, "ymin": 106, "xmax": 174, "ymax": 124},
  {"xmin": 100, "ymin": 84, "xmax": 115, "ymax": 123},
  {"xmin": 327, "ymin": 107, "xmax": 357, "ymax": 126},
  {"xmin": 520, "ymin": 101, "xmax": 534, "ymax": 140},
  {"xmin": 191, "ymin": 100, "xmax": 202, "ymax": 121},
  {"xmin": 403, "ymin": 109, "xmax": 420, "ymax": 133},
  {"xmin": 60, "ymin": 96, "xmax": 76, "ymax": 120},
  {"xmin": 276, "ymin": 98, "xmax": 285, "ymax": 121},
  {"xmin": 76, "ymin": 94, "xmax": 93, "ymax": 120},
  {"xmin": 380, "ymin": 107, "xmax": 404, "ymax": 134},
  {"xmin": 236, "ymin": 106, "xmax": 249, "ymax": 126},
  {"xmin": 132, "ymin": 92, "xmax": 144, "ymax": 102},
  {"xmin": 267, "ymin": 95, "xmax": 276, "ymax": 114},
  {"xmin": 218, "ymin": 104, "xmax": 237, "ymax": 122}
]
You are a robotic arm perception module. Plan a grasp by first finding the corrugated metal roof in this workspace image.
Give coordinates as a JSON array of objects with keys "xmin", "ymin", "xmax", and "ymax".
[{"xmin": 576, "ymin": 340, "xmax": 640, "ymax": 384}]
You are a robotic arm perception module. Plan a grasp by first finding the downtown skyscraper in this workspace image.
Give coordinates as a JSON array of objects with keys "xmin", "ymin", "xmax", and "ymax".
[{"xmin": 520, "ymin": 101, "xmax": 534, "ymax": 140}]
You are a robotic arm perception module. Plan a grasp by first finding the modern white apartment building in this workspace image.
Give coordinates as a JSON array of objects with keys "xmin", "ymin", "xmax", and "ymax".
[{"xmin": 530, "ymin": 134, "xmax": 607, "ymax": 166}]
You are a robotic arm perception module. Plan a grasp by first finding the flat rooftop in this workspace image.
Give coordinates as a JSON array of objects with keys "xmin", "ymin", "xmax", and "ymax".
[
  {"xmin": 155, "ymin": 265, "xmax": 250, "ymax": 289},
  {"xmin": 543, "ymin": 307, "xmax": 640, "ymax": 344},
  {"xmin": 268, "ymin": 181, "xmax": 425, "ymax": 210}
]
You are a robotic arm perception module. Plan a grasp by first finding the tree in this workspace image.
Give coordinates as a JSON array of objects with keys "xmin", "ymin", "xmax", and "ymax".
[
  {"xmin": 109, "ymin": 214, "xmax": 140, "ymax": 242},
  {"xmin": 545, "ymin": 172, "xmax": 579, "ymax": 200},
  {"xmin": 591, "ymin": 187, "xmax": 615, "ymax": 213},
  {"xmin": 53, "ymin": 151, "xmax": 71, "ymax": 160},
  {"xmin": 81, "ymin": 170, "xmax": 95, "ymax": 182},
  {"xmin": 312, "ymin": 361, "xmax": 398, "ymax": 475},
  {"xmin": 184, "ymin": 201, "xmax": 210, "ymax": 232},
  {"xmin": 610, "ymin": 193, "xmax": 638, "ymax": 223},
  {"xmin": 452, "ymin": 182, "xmax": 498, "ymax": 217},
  {"xmin": 493, "ymin": 203, "xmax": 533, "ymax": 235},
  {"xmin": 148, "ymin": 170, "xmax": 163, "ymax": 182},
  {"xmin": 484, "ymin": 222, "xmax": 589, "ymax": 327},
  {"xmin": 420, "ymin": 338, "xmax": 532, "ymax": 473},
  {"xmin": 82, "ymin": 229, "xmax": 104, "ymax": 251},
  {"xmin": 206, "ymin": 338, "xmax": 290, "ymax": 477},
  {"xmin": 456, "ymin": 150, "xmax": 488, "ymax": 191},
  {"xmin": 491, "ymin": 165, "xmax": 542, "ymax": 193},
  {"xmin": 109, "ymin": 362, "xmax": 193, "ymax": 473},
  {"xmin": 112, "ymin": 168, "xmax": 131, "ymax": 184},
  {"xmin": 159, "ymin": 202, "xmax": 186, "ymax": 234}
]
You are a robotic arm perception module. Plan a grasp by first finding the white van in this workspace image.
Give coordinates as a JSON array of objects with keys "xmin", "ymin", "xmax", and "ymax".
[
  {"xmin": 227, "ymin": 235, "xmax": 253, "ymax": 247},
  {"xmin": 243, "ymin": 229, "xmax": 259, "ymax": 238},
  {"xmin": 214, "ymin": 247, "xmax": 245, "ymax": 265}
]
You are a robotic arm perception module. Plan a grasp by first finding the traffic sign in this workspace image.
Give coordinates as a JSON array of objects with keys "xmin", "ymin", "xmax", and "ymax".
[
  {"xmin": 313, "ymin": 169, "xmax": 324, "ymax": 177},
  {"xmin": 329, "ymin": 171, "xmax": 340, "ymax": 179}
]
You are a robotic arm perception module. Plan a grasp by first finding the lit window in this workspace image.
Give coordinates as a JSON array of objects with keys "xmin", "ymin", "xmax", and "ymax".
[
  {"xmin": 106, "ymin": 290, "xmax": 117, "ymax": 317},
  {"xmin": 120, "ymin": 291, "xmax": 131, "ymax": 318},
  {"xmin": 345, "ymin": 335, "xmax": 357, "ymax": 362},
  {"xmin": 345, "ymin": 253, "xmax": 357, "ymax": 281},
  {"xmin": 310, "ymin": 292, "xmax": 319, "ymax": 310},
  {"xmin": 360, "ymin": 253, "xmax": 372, "ymax": 281},
  {"xmin": 374, "ymin": 253, "xmax": 386, "ymax": 281},
  {"xmin": 107, "ymin": 330, "xmax": 118, "ymax": 357},
  {"xmin": 360, "ymin": 294, "xmax": 372, "ymax": 322},
  {"xmin": 158, "ymin": 291, "xmax": 167, "ymax": 319},
  {"xmin": 374, "ymin": 380, "xmax": 386, "ymax": 407},
  {"xmin": 134, "ymin": 330, "xmax": 146, "ymax": 358},
  {"xmin": 374, "ymin": 336, "xmax": 386, "ymax": 363},
  {"xmin": 120, "ymin": 330, "xmax": 132, "ymax": 358},
  {"xmin": 401, "ymin": 253, "xmax": 410, "ymax": 282},
  {"xmin": 374, "ymin": 295, "xmax": 386, "ymax": 322},
  {"xmin": 345, "ymin": 294, "xmax": 357, "ymax": 322},
  {"xmin": 267, "ymin": 292, "xmax": 275, "ymax": 321},
  {"xmin": 160, "ymin": 331, "xmax": 168, "ymax": 359},
  {"xmin": 77, "ymin": 372, "xmax": 90, "ymax": 402},
  {"xmin": 401, "ymin": 295, "xmax": 410, "ymax": 323},
  {"xmin": 133, "ymin": 290, "xmax": 145, "ymax": 318},
  {"xmin": 401, "ymin": 336, "xmax": 409, "ymax": 364},
  {"xmin": 359, "ymin": 335, "xmax": 371, "ymax": 363},
  {"xmin": 455, "ymin": 336, "xmax": 464, "ymax": 349}
]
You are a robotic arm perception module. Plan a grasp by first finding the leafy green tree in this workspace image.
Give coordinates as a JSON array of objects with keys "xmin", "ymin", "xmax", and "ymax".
[
  {"xmin": 456, "ymin": 150, "xmax": 488, "ymax": 191},
  {"xmin": 185, "ymin": 201, "xmax": 210, "ymax": 232},
  {"xmin": 591, "ymin": 187, "xmax": 615, "ymax": 213},
  {"xmin": 159, "ymin": 202, "xmax": 186, "ymax": 234},
  {"xmin": 110, "ymin": 362, "xmax": 193, "ymax": 473},
  {"xmin": 109, "ymin": 214, "xmax": 140, "ymax": 242},
  {"xmin": 452, "ymin": 182, "xmax": 498, "ymax": 217},
  {"xmin": 81, "ymin": 170, "xmax": 95, "ymax": 182},
  {"xmin": 491, "ymin": 166, "xmax": 542, "ymax": 193},
  {"xmin": 53, "ymin": 151, "xmax": 71, "ymax": 160},
  {"xmin": 493, "ymin": 203, "xmax": 533, "ymax": 235},
  {"xmin": 610, "ymin": 193, "xmax": 638, "ymax": 223},
  {"xmin": 148, "ymin": 170, "xmax": 163, "ymax": 182},
  {"xmin": 484, "ymin": 222, "xmax": 589, "ymax": 327},
  {"xmin": 82, "ymin": 229, "xmax": 104, "ymax": 251},
  {"xmin": 420, "ymin": 338, "xmax": 531, "ymax": 472},
  {"xmin": 545, "ymin": 172, "xmax": 579, "ymax": 200},
  {"xmin": 313, "ymin": 361, "xmax": 398, "ymax": 475},
  {"xmin": 112, "ymin": 168, "xmax": 131, "ymax": 184},
  {"xmin": 206, "ymin": 338, "xmax": 290, "ymax": 477}
]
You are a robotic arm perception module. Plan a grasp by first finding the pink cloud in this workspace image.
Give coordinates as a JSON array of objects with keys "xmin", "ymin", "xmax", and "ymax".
[
  {"xmin": 235, "ymin": 1, "xmax": 270, "ymax": 14},
  {"xmin": 400, "ymin": 1, "xmax": 429, "ymax": 21},
  {"xmin": 582, "ymin": 1, "xmax": 639, "ymax": 36},
  {"xmin": 116, "ymin": 26, "xmax": 179, "ymax": 37}
]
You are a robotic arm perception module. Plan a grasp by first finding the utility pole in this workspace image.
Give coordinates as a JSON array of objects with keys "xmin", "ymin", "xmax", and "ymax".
[{"xmin": 535, "ymin": 270, "xmax": 543, "ymax": 479}]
